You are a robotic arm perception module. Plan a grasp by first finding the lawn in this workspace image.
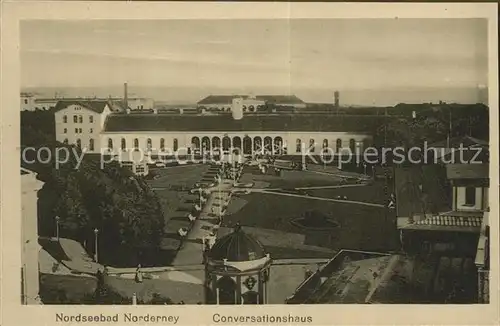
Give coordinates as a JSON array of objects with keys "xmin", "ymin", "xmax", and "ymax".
[
  {"xmin": 240, "ymin": 166, "xmax": 343, "ymax": 189},
  {"xmin": 223, "ymin": 191, "xmax": 399, "ymax": 258},
  {"xmin": 306, "ymin": 181, "xmax": 387, "ymax": 204}
]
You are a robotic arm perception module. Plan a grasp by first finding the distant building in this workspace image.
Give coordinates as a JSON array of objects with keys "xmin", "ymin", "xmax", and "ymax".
[
  {"xmin": 21, "ymin": 167, "xmax": 44, "ymax": 304},
  {"xmin": 395, "ymin": 160, "xmax": 489, "ymax": 303},
  {"xmin": 20, "ymin": 92, "xmax": 37, "ymax": 111},
  {"xmin": 54, "ymin": 100, "xmax": 125, "ymax": 153},
  {"xmin": 396, "ymin": 163, "xmax": 488, "ymax": 255},
  {"xmin": 197, "ymin": 94, "xmax": 307, "ymax": 112}
]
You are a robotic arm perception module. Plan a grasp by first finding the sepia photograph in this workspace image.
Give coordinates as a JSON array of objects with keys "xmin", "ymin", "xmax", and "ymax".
[{"xmin": 1, "ymin": 2, "xmax": 497, "ymax": 325}]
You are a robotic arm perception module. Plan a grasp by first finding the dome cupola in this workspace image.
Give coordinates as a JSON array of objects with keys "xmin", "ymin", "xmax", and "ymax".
[{"xmin": 209, "ymin": 224, "xmax": 266, "ymax": 262}]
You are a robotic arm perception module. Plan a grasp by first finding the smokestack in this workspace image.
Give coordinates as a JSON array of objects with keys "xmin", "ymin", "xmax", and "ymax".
[
  {"xmin": 124, "ymin": 82, "xmax": 128, "ymax": 111},
  {"xmin": 334, "ymin": 91, "xmax": 340, "ymax": 110}
]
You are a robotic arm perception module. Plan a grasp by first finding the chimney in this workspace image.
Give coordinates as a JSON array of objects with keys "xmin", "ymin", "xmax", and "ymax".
[
  {"xmin": 334, "ymin": 91, "xmax": 340, "ymax": 110},
  {"xmin": 231, "ymin": 98, "xmax": 244, "ymax": 120},
  {"xmin": 124, "ymin": 82, "xmax": 128, "ymax": 111}
]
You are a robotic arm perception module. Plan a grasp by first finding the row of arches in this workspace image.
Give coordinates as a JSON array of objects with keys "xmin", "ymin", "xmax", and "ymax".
[{"xmin": 103, "ymin": 136, "xmax": 370, "ymax": 155}]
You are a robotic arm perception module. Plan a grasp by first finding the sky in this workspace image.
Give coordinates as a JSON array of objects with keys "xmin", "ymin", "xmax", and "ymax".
[{"xmin": 20, "ymin": 19, "xmax": 489, "ymax": 105}]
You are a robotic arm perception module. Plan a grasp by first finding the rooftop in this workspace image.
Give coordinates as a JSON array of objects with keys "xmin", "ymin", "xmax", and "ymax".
[
  {"xmin": 54, "ymin": 100, "xmax": 110, "ymax": 114},
  {"xmin": 286, "ymin": 249, "xmax": 478, "ymax": 304},
  {"xmin": 103, "ymin": 113, "xmax": 382, "ymax": 133},
  {"xmin": 197, "ymin": 95, "xmax": 305, "ymax": 105},
  {"xmin": 53, "ymin": 99, "xmax": 130, "ymax": 114},
  {"xmin": 209, "ymin": 224, "xmax": 266, "ymax": 262},
  {"xmin": 446, "ymin": 163, "xmax": 489, "ymax": 180}
]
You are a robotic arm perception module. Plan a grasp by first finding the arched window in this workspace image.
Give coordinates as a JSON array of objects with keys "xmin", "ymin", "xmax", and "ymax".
[
  {"xmin": 336, "ymin": 139, "xmax": 342, "ymax": 153},
  {"xmin": 89, "ymin": 139, "xmax": 94, "ymax": 151},
  {"xmin": 78, "ymin": 115, "xmax": 83, "ymax": 123},
  {"xmin": 147, "ymin": 138, "xmax": 152, "ymax": 150},
  {"xmin": 134, "ymin": 138, "xmax": 139, "ymax": 150},
  {"xmin": 309, "ymin": 139, "xmax": 315, "ymax": 153},
  {"xmin": 63, "ymin": 115, "xmax": 67, "ymax": 123},
  {"xmin": 173, "ymin": 138, "xmax": 178, "ymax": 152},
  {"xmin": 63, "ymin": 138, "xmax": 68, "ymax": 145},
  {"xmin": 76, "ymin": 139, "xmax": 81, "ymax": 149},
  {"xmin": 160, "ymin": 138, "xmax": 165, "ymax": 151},
  {"xmin": 349, "ymin": 139, "xmax": 356, "ymax": 153},
  {"xmin": 296, "ymin": 139, "xmax": 302, "ymax": 153},
  {"xmin": 108, "ymin": 138, "xmax": 113, "ymax": 150},
  {"xmin": 217, "ymin": 276, "xmax": 236, "ymax": 304},
  {"xmin": 73, "ymin": 115, "xmax": 78, "ymax": 123},
  {"xmin": 121, "ymin": 138, "xmax": 126, "ymax": 151}
]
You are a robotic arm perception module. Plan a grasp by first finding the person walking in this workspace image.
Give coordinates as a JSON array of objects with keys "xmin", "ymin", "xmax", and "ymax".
[{"xmin": 135, "ymin": 264, "xmax": 143, "ymax": 283}]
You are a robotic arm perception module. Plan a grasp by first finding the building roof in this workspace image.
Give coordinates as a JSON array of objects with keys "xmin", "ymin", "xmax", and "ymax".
[
  {"xmin": 209, "ymin": 224, "xmax": 266, "ymax": 262},
  {"xmin": 446, "ymin": 163, "xmax": 489, "ymax": 180},
  {"xmin": 103, "ymin": 113, "xmax": 379, "ymax": 133},
  {"xmin": 286, "ymin": 249, "xmax": 479, "ymax": 304},
  {"xmin": 407, "ymin": 211, "xmax": 483, "ymax": 232},
  {"xmin": 197, "ymin": 95, "xmax": 305, "ymax": 105},
  {"xmin": 54, "ymin": 100, "xmax": 110, "ymax": 114},
  {"xmin": 286, "ymin": 250, "xmax": 418, "ymax": 304}
]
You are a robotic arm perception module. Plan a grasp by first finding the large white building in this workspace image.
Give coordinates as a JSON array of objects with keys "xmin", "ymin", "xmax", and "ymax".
[
  {"xmin": 54, "ymin": 96, "xmax": 374, "ymax": 162},
  {"xmin": 54, "ymin": 100, "xmax": 126, "ymax": 152},
  {"xmin": 21, "ymin": 168, "xmax": 44, "ymax": 304},
  {"xmin": 100, "ymin": 100, "xmax": 373, "ymax": 157}
]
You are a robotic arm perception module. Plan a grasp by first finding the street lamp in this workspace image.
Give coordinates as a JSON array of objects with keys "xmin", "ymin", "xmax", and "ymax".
[
  {"xmin": 55, "ymin": 216, "xmax": 60, "ymax": 241},
  {"xmin": 94, "ymin": 228, "xmax": 99, "ymax": 263}
]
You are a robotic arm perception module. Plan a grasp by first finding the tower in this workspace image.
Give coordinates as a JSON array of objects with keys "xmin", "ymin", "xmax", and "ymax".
[
  {"xmin": 204, "ymin": 225, "xmax": 272, "ymax": 304},
  {"xmin": 231, "ymin": 97, "xmax": 244, "ymax": 120}
]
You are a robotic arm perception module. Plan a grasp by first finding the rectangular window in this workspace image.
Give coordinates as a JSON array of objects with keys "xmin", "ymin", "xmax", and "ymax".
[
  {"xmin": 79, "ymin": 128, "xmax": 83, "ymax": 133},
  {"xmin": 63, "ymin": 128, "xmax": 67, "ymax": 134},
  {"xmin": 73, "ymin": 115, "xmax": 78, "ymax": 123},
  {"xmin": 89, "ymin": 116, "xmax": 94, "ymax": 123},
  {"xmin": 465, "ymin": 187, "xmax": 476, "ymax": 206},
  {"xmin": 90, "ymin": 128, "xmax": 93, "ymax": 133},
  {"xmin": 75, "ymin": 128, "xmax": 78, "ymax": 133},
  {"xmin": 24, "ymin": 99, "xmax": 28, "ymax": 104}
]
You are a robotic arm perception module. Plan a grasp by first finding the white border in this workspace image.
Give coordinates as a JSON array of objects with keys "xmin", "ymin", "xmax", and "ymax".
[{"xmin": 1, "ymin": 2, "xmax": 498, "ymax": 326}]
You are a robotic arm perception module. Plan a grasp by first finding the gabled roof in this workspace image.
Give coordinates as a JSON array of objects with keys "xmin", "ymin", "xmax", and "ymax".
[
  {"xmin": 430, "ymin": 136, "xmax": 489, "ymax": 149},
  {"xmin": 54, "ymin": 100, "xmax": 110, "ymax": 114},
  {"xmin": 103, "ymin": 113, "xmax": 379, "ymax": 133},
  {"xmin": 197, "ymin": 95, "xmax": 305, "ymax": 105}
]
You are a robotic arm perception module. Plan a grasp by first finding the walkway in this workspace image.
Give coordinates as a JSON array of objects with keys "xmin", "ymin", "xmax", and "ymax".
[{"xmin": 171, "ymin": 165, "xmax": 237, "ymax": 266}]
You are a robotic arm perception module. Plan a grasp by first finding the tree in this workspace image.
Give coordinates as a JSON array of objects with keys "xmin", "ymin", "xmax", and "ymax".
[{"xmin": 22, "ymin": 110, "xmax": 167, "ymax": 266}]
